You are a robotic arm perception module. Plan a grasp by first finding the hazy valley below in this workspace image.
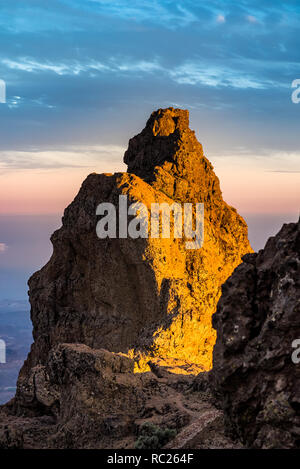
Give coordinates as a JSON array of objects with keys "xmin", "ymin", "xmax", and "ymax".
[{"xmin": 0, "ymin": 300, "xmax": 32, "ymax": 404}]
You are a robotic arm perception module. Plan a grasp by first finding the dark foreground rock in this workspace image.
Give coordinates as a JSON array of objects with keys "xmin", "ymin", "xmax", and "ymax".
[
  {"xmin": 211, "ymin": 218, "xmax": 300, "ymax": 448},
  {"xmin": 0, "ymin": 344, "xmax": 240, "ymax": 449}
]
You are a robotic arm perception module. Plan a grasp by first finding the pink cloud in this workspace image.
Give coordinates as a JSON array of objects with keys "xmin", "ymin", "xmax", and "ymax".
[{"xmin": 0, "ymin": 243, "xmax": 7, "ymax": 252}]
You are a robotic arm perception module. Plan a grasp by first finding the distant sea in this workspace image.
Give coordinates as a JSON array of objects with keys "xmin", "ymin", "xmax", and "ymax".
[{"xmin": 0, "ymin": 299, "xmax": 32, "ymax": 405}]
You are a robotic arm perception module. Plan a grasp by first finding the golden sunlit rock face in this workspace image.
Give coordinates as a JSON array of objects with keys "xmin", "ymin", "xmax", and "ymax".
[
  {"xmin": 21, "ymin": 108, "xmax": 252, "ymax": 381},
  {"xmin": 124, "ymin": 108, "xmax": 253, "ymax": 371}
]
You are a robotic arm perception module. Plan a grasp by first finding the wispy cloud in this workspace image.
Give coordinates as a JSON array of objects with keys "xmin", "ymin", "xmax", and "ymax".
[
  {"xmin": 0, "ymin": 0, "xmax": 299, "ymax": 170},
  {"xmin": 2, "ymin": 58, "xmax": 92, "ymax": 75},
  {"xmin": 267, "ymin": 170, "xmax": 300, "ymax": 173},
  {"xmin": 5, "ymin": 95, "xmax": 55, "ymax": 110},
  {"xmin": 247, "ymin": 15, "xmax": 258, "ymax": 23},
  {"xmin": 2, "ymin": 57, "xmax": 161, "ymax": 77},
  {"xmin": 169, "ymin": 62, "xmax": 280, "ymax": 89},
  {"xmin": 211, "ymin": 149, "xmax": 300, "ymax": 173},
  {"xmin": 6, "ymin": 95, "xmax": 22, "ymax": 109},
  {"xmin": 0, "ymin": 243, "xmax": 7, "ymax": 253},
  {"xmin": 216, "ymin": 14, "xmax": 226, "ymax": 23},
  {"xmin": 0, "ymin": 146, "xmax": 125, "ymax": 172},
  {"xmin": 2, "ymin": 56, "xmax": 287, "ymax": 90},
  {"xmin": 76, "ymin": 0, "xmax": 198, "ymax": 29}
]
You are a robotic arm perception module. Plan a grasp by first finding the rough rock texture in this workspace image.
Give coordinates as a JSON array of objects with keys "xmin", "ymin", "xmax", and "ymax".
[
  {"xmin": 17, "ymin": 107, "xmax": 251, "ymax": 392},
  {"xmin": 0, "ymin": 344, "xmax": 241, "ymax": 449},
  {"xmin": 211, "ymin": 218, "xmax": 300, "ymax": 448}
]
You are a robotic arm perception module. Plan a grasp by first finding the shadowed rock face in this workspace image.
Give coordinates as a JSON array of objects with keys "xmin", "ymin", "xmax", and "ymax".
[
  {"xmin": 17, "ymin": 107, "xmax": 251, "ymax": 398},
  {"xmin": 211, "ymin": 218, "xmax": 300, "ymax": 448},
  {"xmin": 0, "ymin": 344, "xmax": 241, "ymax": 449}
]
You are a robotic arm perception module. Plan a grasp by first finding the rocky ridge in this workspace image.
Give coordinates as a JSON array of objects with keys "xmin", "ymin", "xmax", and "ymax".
[{"xmin": 211, "ymin": 218, "xmax": 300, "ymax": 448}]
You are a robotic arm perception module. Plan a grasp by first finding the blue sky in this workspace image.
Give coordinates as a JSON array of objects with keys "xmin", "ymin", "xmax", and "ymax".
[
  {"xmin": 0, "ymin": 0, "xmax": 300, "ymax": 155},
  {"xmin": 0, "ymin": 0, "xmax": 299, "ymax": 299}
]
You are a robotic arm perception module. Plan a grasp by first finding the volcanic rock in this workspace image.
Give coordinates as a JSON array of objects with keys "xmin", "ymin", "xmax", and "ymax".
[
  {"xmin": 0, "ymin": 107, "xmax": 256, "ymax": 449},
  {"xmin": 15, "ymin": 107, "xmax": 251, "ymax": 405},
  {"xmin": 0, "ymin": 344, "xmax": 240, "ymax": 449},
  {"xmin": 211, "ymin": 218, "xmax": 300, "ymax": 448}
]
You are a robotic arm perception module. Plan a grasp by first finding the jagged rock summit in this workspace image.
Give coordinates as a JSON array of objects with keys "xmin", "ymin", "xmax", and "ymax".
[
  {"xmin": 16, "ymin": 107, "xmax": 251, "ymax": 397},
  {"xmin": 124, "ymin": 108, "xmax": 222, "ymax": 200}
]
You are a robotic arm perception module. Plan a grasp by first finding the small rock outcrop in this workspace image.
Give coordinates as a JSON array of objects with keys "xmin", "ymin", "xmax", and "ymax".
[{"xmin": 211, "ymin": 218, "xmax": 300, "ymax": 448}]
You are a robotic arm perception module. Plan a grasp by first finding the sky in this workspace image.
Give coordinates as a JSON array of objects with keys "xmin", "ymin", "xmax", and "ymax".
[{"xmin": 0, "ymin": 0, "xmax": 299, "ymax": 299}]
